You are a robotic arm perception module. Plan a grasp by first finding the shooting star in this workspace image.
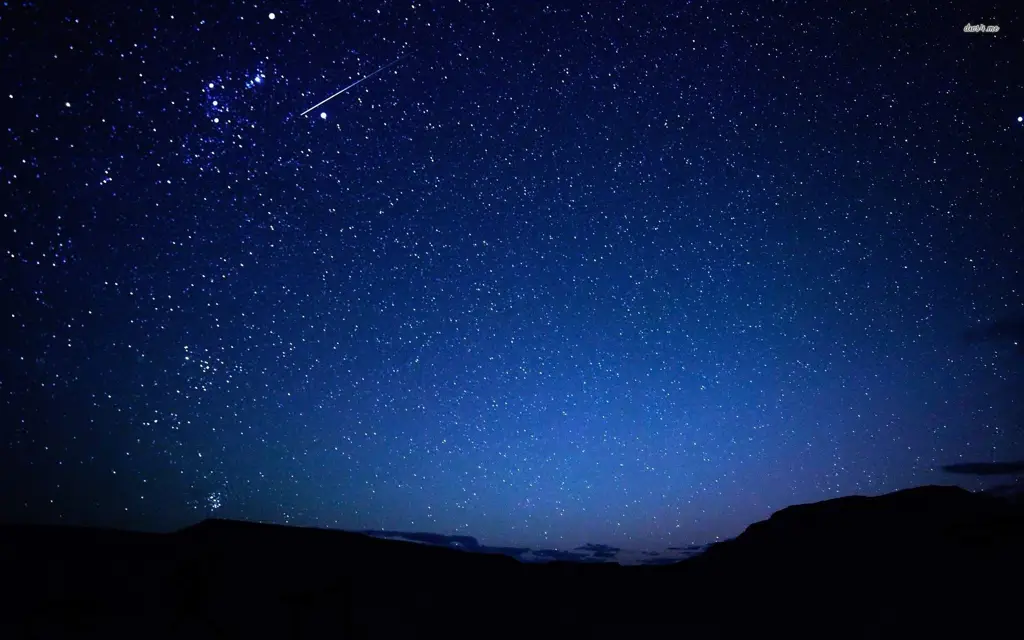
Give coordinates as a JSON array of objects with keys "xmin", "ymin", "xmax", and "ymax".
[{"xmin": 300, "ymin": 55, "xmax": 408, "ymax": 117}]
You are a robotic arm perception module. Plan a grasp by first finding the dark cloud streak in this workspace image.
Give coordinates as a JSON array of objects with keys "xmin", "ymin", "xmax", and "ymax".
[
  {"xmin": 941, "ymin": 461, "xmax": 1024, "ymax": 476},
  {"xmin": 963, "ymin": 318, "xmax": 1024, "ymax": 354}
]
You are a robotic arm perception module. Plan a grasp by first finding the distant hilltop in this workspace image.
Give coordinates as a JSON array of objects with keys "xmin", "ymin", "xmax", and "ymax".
[{"xmin": 1, "ymin": 484, "xmax": 1022, "ymax": 638}]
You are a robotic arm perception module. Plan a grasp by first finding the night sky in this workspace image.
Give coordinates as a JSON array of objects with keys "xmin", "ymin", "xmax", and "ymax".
[{"xmin": 2, "ymin": 1, "xmax": 1022, "ymax": 553}]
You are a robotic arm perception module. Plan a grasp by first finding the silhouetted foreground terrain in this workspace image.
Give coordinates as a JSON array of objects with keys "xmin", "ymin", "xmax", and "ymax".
[{"xmin": 2, "ymin": 485, "xmax": 1022, "ymax": 638}]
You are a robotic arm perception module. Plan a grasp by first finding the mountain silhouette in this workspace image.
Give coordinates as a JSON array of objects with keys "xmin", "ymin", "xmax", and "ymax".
[{"xmin": 1, "ymin": 485, "xmax": 1021, "ymax": 638}]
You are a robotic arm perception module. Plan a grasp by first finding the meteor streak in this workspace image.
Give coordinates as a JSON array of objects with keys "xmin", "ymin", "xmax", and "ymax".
[{"xmin": 300, "ymin": 55, "xmax": 408, "ymax": 117}]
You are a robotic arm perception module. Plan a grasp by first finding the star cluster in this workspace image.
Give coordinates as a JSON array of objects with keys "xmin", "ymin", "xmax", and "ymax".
[{"xmin": 1, "ymin": 1, "xmax": 1021, "ymax": 552}]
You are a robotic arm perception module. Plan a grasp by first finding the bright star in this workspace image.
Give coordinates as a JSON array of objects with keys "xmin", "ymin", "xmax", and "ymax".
[{"xmin": 320, "ymin": 112, "xmax": 327, "ymax": 120}]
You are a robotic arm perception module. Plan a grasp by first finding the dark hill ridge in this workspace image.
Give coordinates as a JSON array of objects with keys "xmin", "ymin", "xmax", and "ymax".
[
  {"xmin": 696, "ymin": 484, "xmax": 1019, "ymax": 562},
  {"xmin": 678, "ymin": 485, "xmax": 1024, "ymax": 584},
  {"xmin": 1, "ymin": 485, "xmax": 1022, "ymax": 638}
]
